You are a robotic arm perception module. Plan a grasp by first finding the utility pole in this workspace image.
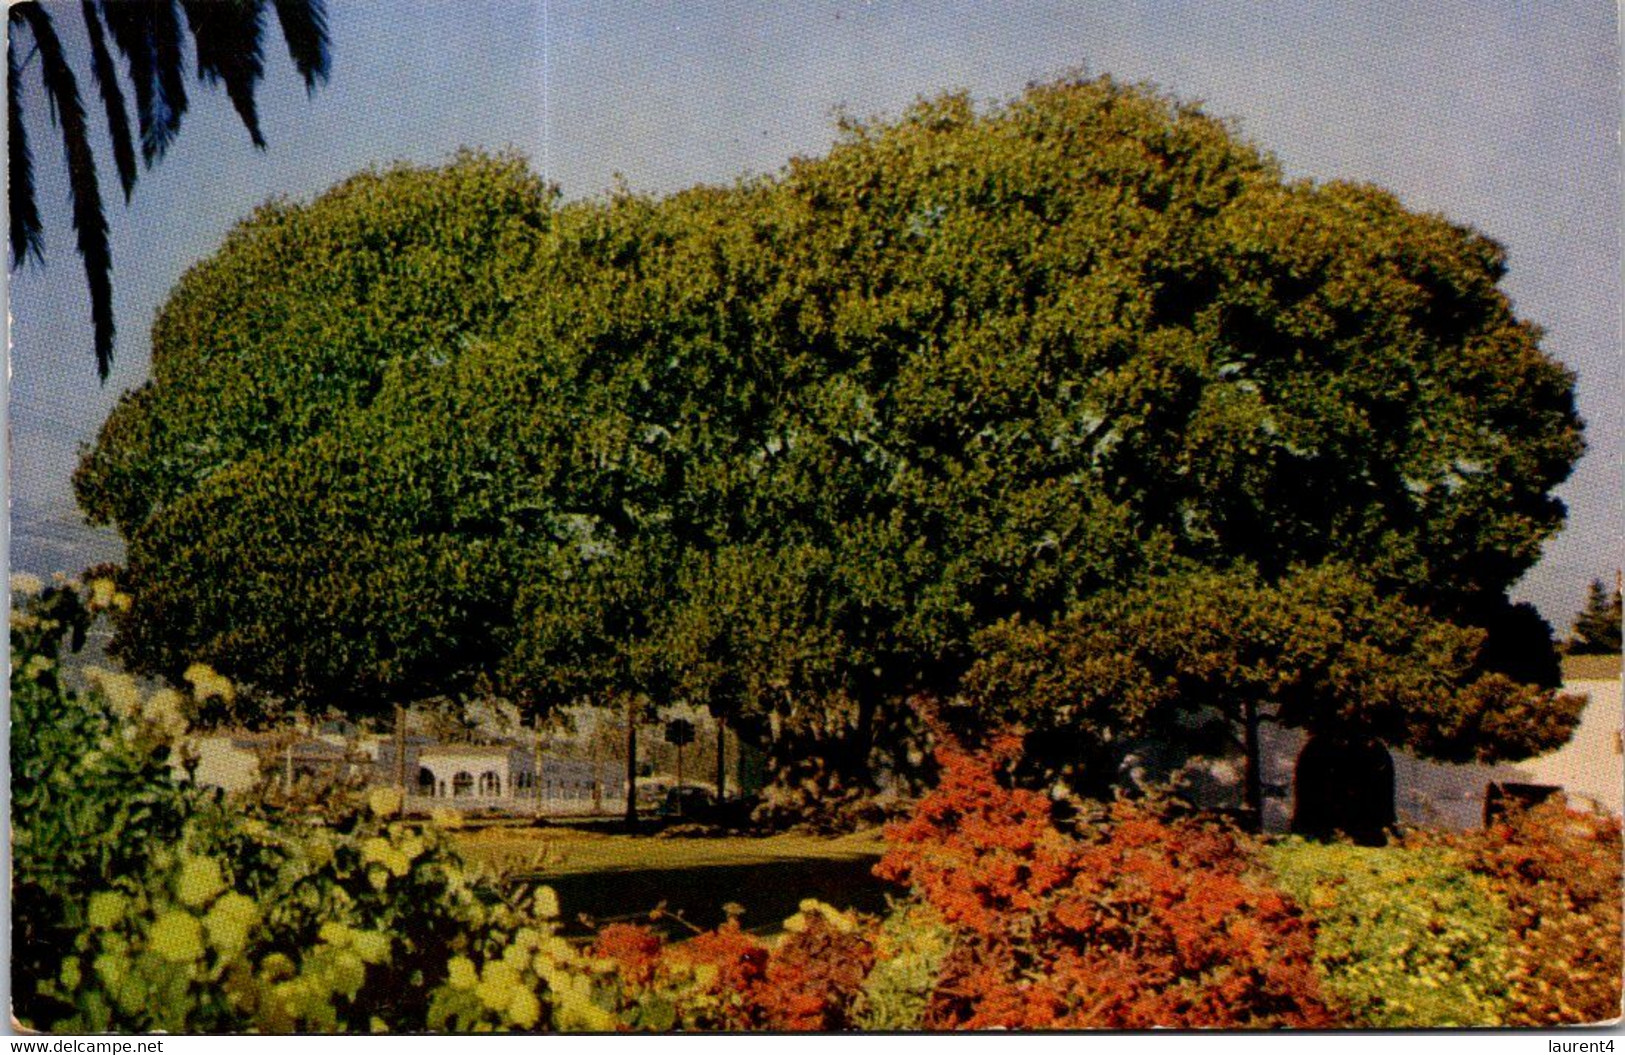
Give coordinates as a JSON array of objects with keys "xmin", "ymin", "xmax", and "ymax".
[
  {"xmin": 663, "ymin": 718, "xmax": 696, "ymax": 813},
  {"xmin": 589, "ymin": 722, "xmax": 602, "ymax": 814}
]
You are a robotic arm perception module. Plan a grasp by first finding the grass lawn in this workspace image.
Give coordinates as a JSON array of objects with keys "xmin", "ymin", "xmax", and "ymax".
[
  {"xmin": 451, "ymin": 825, "xmax": 891, "ymax": 938},
  {"xmin": 1561, "ymin": 653, "xmax": 1622, "ymax": 680}
]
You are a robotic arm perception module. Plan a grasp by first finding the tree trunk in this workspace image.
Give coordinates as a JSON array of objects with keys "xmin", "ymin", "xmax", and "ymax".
[
  {"xmin": 715, "ymin": 714, "xmax": 727, "ymax": 801},
  {"xmin": 1292, "ymin": 734, "xmax": 1396, "ymax": 845},
  {"xmin": 624, "ymin": 696, "xmax": 639, "ymax": 825},
  {"xmin": 533, "ymin": 725, "xmax": 543, "ymax": 805},
  {"xmin": 1242, "ymin": 697, "xmax": 1263, "ymax": 833},
  {"xmin": 395, "ymin": 703, "xmax": 407, "ymax": 794},
  {"xmin": 838, "ymin": 690, "xmax": 879, "ymax": 791}
]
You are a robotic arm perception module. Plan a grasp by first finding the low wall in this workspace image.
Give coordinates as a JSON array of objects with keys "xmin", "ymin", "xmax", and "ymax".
[{"xmin": 402, "ymin": 793, "xmax": 620, "ymax": 817}]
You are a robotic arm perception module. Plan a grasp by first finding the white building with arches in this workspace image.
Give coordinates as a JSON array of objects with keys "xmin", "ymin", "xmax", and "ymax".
[
  {"xmin": 372, "ymin": 739, "xmax": 624, "ymax": 815},
  {"xmin": 413, "ymin": 744, "xmax": 533, "ymax": 801}
]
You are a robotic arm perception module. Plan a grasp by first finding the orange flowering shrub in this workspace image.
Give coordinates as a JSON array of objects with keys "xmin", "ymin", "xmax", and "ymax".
[
  {"xmin": 755, "ymin": 911, "xmax": 876, "ymax": 1030},
  {"xmin": 585, "ymin": 920, "xmax": 765, "ymax": 1031},
  {"xmin": 589, "ymin": 910, "xmax": 873, "ymax": 1032},
  {"xmin": 877, "ymin": 733, "xmax": 1077, "ymax": 937},
  {"xmin": 591, "ymin": 923, "xmax": 665, "ymax": 989},
  {"xmin": 877, "ymin": 734, "xmax": 1333, "ymax": 1029},
  {"xmin": 664, "ymin": 921, "xmax": 772, "ymax": 1031}
]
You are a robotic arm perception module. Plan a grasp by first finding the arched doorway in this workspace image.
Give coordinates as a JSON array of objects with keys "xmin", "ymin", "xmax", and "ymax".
[
  {"xmin": 479, "ymin": 770, "xmax": 502, "ymax": 797},
  {"xmin": 452, "ymin": 771, "xmax": 474, "ymax": 797}
]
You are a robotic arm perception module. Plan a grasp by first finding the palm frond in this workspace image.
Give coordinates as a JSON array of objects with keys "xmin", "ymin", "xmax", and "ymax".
[
  {"xmin": 181, "ymin": 0, "xmax": 267, "ymax": 148},
  {"xmin": 102, "ymin": 0, "xmax": 188, "ymax": 166},
  {"xmin": 82, "ymin": 0, "xmax": 138, "ymax": 201},
  {"xmin": 9, "ymin": 16, "xmax": 45, "ymax": 268},
  {"xmin": 17, "ymin": 2, "xmax": 116, "ymax": 379},
  {"xmin": 99, "ymin": 1, "xmax": 156, "ymax": 163},
  {"xmin": 150, "ymin": 0, "xmax": 190, "ymax": 159},
  {"xmin": 271, "ymin": 0, "xmax": 329, "ymax": 92}
]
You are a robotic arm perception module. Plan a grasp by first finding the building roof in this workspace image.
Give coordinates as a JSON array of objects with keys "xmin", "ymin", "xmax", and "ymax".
[{"xmin": 417, "ymin": 744, "xmax": 520, "ymax": 759}]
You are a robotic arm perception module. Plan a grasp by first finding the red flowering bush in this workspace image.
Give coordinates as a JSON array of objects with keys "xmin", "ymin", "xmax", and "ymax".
[
  {"xmin": 589, "ymin": 908, "xmax": 874, "ymax": 1032},
  {"xmin": 877, "ymin": 733, "xmax": 1076, "ymax": 937},
  {"xmin": 591, "ymin": 923, "xmax": 665, "ymax": 989},
  {"xmin": 877, "ymin": 733, "xmax": 1333, "ymax": 1029},
  {"xmin": 756, "ymin": 909, "xmax": 876, "ymax": 1030},
  {"xmin": 664, "ymin": 921, "xmax": 772, "ymax": 1031}
]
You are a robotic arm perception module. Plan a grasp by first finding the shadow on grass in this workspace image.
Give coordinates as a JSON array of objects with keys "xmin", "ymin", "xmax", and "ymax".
[{"xmin": 541, "ymin": 856, "xmax": 892, "ymax": 939}]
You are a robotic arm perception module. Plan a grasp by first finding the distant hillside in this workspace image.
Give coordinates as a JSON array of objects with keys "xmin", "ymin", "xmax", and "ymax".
[{"xmin": 9, "ymin": 497, "xmax": 124, "ymax": 578}]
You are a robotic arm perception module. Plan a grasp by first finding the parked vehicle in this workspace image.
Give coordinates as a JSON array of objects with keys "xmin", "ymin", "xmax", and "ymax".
[{"xmin": 659, "ymin": 785, "xmax": 716, "ymax": 819}]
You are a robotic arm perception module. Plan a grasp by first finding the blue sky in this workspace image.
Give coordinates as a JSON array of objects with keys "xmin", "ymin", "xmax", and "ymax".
[{"xmin": 7, "ymin": 0, "xmax": 1620, "ymax": 627}]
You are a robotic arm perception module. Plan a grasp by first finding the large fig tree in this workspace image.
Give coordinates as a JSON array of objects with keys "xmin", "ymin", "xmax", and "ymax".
[{"xmin": 77, "ymin": 79, "xmax": 1583, "ymax": 796}]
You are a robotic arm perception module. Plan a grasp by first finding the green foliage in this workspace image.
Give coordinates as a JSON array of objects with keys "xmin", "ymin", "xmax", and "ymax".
[
  {"xmin": 48, "ymin": 812, "xmax": 536, "ymax": 1033},
  {"xmin": 10, "ymin": 585, "xmax": 566, "ymax": 1033},
  {"xmin": 76, "ymin": 76, "xmax": 1582, "ymax": 776},
  {"xmin": 966, "ymin": 563, "xmax": 1583, "ymax": 791},
  {"xmin": 1567, "ymin": 578, "xmax": 1622, "ymax": 655},
  {"xmin": 1263, "ymin": 839, "xmax": 1510, "ymax": 1027},
  {"xmin": 746, "ymin": 80, "xmax": 1578, "ymax": 696},
  {"xmin": 853, "ymin": 902, "xmax": 954, "ymax": 1031},
  {"xmin": 77, "ymin": 150, "xmax": 552, "ymax": 538},
  {"xmin": 74, "ymin": 153, "xmax": 558, "ymax": 710},
  {"xmin": 10, "ymin": 579, "xmax": 206, "ymax": 1028}
]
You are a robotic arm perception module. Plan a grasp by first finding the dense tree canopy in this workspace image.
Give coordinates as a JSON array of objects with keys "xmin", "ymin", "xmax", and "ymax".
[
  {"xmin": 77, "ymin": 78, "xmax": 1584, "ymax": 781},
  {"xmin": 964, "ymin": 562, "xmax": 1583, "ymax": 810},
  {"xmin": 76, "ymin": 153, "xmax": 559, "ymax": 706}
]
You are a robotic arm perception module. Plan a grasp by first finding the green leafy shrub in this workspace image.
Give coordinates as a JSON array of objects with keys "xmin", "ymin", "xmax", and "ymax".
[
  {"xmin": 11, "ymin": 579, "xmax": 209, "ymax": 1029},
  {"xmin": 59, "ymin": 806, "xmax": 560, "ymax": 1032},
  {"xmin": 10, "ymin": 583, "xmax": 563, "ymax": 1033},
  {"xmin": 854, "ymin": 902, "xmax": 954, "ymax": 1031},
  {"xmin": 1263, "ymin": 839, "xmax": 1510, "ymax": 1026},
  {"xmin": 13, "ymin": 582, "xmax": 887, "ymax": 1034}
]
